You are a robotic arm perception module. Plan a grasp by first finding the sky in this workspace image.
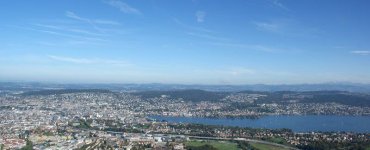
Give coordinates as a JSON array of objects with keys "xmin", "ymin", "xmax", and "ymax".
[{"xmin": 0, "ymin": 0, "xmax": 370, "ymax": 84}]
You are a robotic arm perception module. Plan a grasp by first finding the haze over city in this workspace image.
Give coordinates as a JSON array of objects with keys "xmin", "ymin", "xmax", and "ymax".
[{"xmin": 1, "ymin": 0, "xmax": 370, "ymax": 84}]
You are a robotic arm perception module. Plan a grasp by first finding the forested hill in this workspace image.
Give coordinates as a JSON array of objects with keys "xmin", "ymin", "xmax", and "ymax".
[
  {"xmin": 132, "ymin": 89, "xmax": 229, "ymax": 102},
  {"xmin": 13, "ymin": 88, "xmax": 370, "ymax": 106},
  {"xmin": 135, "ymin": 90, "xmax": 370, "ymax": 106},
  {"xmin": 244, "ymin": 91, "xmax": 370, "ymax": 107}
]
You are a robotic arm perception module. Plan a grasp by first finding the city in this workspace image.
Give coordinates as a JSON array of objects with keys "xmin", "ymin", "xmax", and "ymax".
[
  {"xmin": 1, "ymin": 0, "xmax": 370, "ymax": 149},
  {"xmin": 0, "ymin": 87, "xmax": 369, "ymax": 149}
]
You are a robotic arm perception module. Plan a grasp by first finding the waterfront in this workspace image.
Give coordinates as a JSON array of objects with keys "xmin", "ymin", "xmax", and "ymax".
[{"xmin": 150, "ymin": 115, "xmax": 370, "ymax": 133}]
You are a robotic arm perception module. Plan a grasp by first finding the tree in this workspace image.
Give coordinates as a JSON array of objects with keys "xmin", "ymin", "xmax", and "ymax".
[{"xmin": 20, "ymin": 140, "xmax": 33, "ymax": 150}]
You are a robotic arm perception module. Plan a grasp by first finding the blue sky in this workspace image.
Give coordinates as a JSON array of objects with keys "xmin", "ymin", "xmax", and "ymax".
[{"xmin": 0, "ymin": 0, "xmax": 370, "ymax": 84}]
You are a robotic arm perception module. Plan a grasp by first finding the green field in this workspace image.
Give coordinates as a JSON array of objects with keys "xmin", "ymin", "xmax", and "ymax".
[
  {"xmin": 250, "ymin": 142, "xmax": 290, "ymax": 150},
  {"xmin": 185, "ymin": 139, "xmax": 293, "ymax": 150},
  {"xmin": 366, "ymin": 146, "xmax": 370, "ymax": 150},
  {"xmin": 185, "ymin": 140, "xmax": 239, "ymax": 150},
  {"xmin": 267, "ymin": 137, "xmax": 287, "ymax": 144}
]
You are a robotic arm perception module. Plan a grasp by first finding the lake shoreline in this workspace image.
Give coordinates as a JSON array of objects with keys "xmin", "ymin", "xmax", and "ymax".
[{"xmin": 148, "ymin": 115, "xmax": 370, "ymax": 133}]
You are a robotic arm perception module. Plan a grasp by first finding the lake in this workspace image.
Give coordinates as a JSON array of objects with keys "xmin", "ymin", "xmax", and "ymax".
[{"xmin": 149, "ymin": 115, "xmax": 370, "ymax": 133}]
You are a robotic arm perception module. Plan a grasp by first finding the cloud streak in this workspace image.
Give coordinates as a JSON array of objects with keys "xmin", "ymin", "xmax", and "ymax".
[
  {"xmin": 25, "ymin": 26, "xmax": 107, "ymax": 42},
  {"xmin": 187, "ymin": 32, "xmax": 230, "ymax": 42},
  {"xmin": 195, "ymin": 11, "xmax": 206, "ymax": 23},
  {"xmin": 48, "ymin": 55, "xmax": 93, "ymax": 64},
  {"xmin": 272, "ymin": 0, "xmax": 289, "ymax": 11},
  {"xmin": 210, "ymin": 42, "xmax": 286, "ymax": 52},
  {"xmin": 20, "ymin": 11, "xmax": 125, "ymax": 45},
  {"xmin": 252, "ymin": 19, "xmax": 320, "ymax": 38},
  {"xmin": 65, "ymin": 11, "xmax": 120, "ymax": 32},
  {"xmin": 350, "ymin": 51, "xmax": 370, "ymax": 55},
  {"xmin": 173, "ymin": 18, "xmax": 214, "ymax": 33},
  {"xmin": 93, "ymin": 19, "xmax": 121, "ymax": 25},
  {"xmin": 67, "ymin": 14, "xmax": 120, "ymax": 26},
  {"xmin": 104, "ymin": 0, "xmax": 141, "ymax": 14},
  {"xmin": 48, "ymin": 55, "xmax": 132, "ymax": 66},
  {"xmin": 253, "ymin": 21, "xmax": 281, "ymax": 33},
  {"xmin": 65, "ymin": 11, "xmax": 101, "ymax": 31},
  {"xmin": 173, "ymin": 18, "xmax": 229, "ymax": 42},
  {"xmin": 33, "ymin": 23, "xmax": 106, "ymax": 37}
]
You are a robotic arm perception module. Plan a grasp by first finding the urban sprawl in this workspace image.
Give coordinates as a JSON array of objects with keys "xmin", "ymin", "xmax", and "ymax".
[{"xmin": 0, "ymin": 90, "xmax": 369, "ymax": 150}]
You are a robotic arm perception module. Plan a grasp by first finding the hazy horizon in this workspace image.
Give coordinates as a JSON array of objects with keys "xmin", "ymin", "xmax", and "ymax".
[{"xmin": 2, "ymin": 80, "xmax": 370, "ymax": 87}]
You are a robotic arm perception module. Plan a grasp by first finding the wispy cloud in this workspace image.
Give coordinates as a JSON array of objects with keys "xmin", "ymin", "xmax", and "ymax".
[
  {"xmin": 32, "ymin": 24, "xmax": 63, "ymax": 30},
  {"xmin": 186, "ymin": 32, "xmax": 230, "ymax": 42},
  {"xmin": 67, "ymin": 28, "xmax": 106, "ymax": 36},
  {"xmin": 195, "ymin": 11, "xmax": 206, "ymax": 23},
  {"xmin": 93, "ymin": 19, "xmax": 121, "ymax": 25},
  {"xmin": 65, "ymin": 11, "xmax": 120, "ymax": 32},
  {"xmin": 253, "ymin": 21, "xmax": 281, "ymax": 33},
  {"xmin": 48, "ymin": 55, "xmax": 93, "ymax": 64},
  {"xmin": 272, "ymin": 0, "xmax": 289, "ymax": 11},
  {"xmin": 33, "ymin": 23, "xmax": 106, "ymax": 37},
  {"xmin": 21, "ymin": 11, "xmax": 125, "ymax": 45},
  {"xmin": 57, "ymin": 13, "xmax": 120, "ymax": 26},
  {"xmin": 252, "ymin": 19, "xmax": 320, "ymax": 37},
  {"xmin": 8, "ymin": 11, "xmax": 126, "ymax": 46},
  {"xmin": 210, "ymin": 42, "xmax": 285, "ymax": 52},
  {"xmin": 65, "ymin": 11, "xmax": 90, "ymax": 23},
  {"xmin": 173, "ymin": 18, "xmax": 214, "ymax": 33},
  {"xmin": 173, "ymin": 18, "xmax": 228, "ymax": 42},
  {"xmin": 24, "ymin": 26, "xmax": 107, "ymax": 42},
  {"xmin": 48, "ymin": 55, "xmax": 131, "ymax": 66},
  {"xmin": 104, "ymin": 0, "xmax": 141, "ymax": 15},
  {"xmin": 350, "ymin": 50, "xmax": 370, "ymax": 55},
  {"xmin": 251, "ymin": 45, "xmax": 282, "ymax": 52},
  {"xmin": 65, "ymin": 11, "xmax": 100, "ymax": 31}
]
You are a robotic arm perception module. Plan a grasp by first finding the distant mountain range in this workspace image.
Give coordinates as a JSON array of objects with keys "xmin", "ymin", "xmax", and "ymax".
[{"xmin": 1, "ymin": 82, "xmax": 370, "ymax": 93}]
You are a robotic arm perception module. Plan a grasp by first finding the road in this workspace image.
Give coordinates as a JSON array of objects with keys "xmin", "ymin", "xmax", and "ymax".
[
  {"xmin": 188, "ymin": 136, "xmax": 299, "ymax": 150},
  {"xmin": 92, "ymin": 130, "xmax": 300, "ymax": 149}
]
